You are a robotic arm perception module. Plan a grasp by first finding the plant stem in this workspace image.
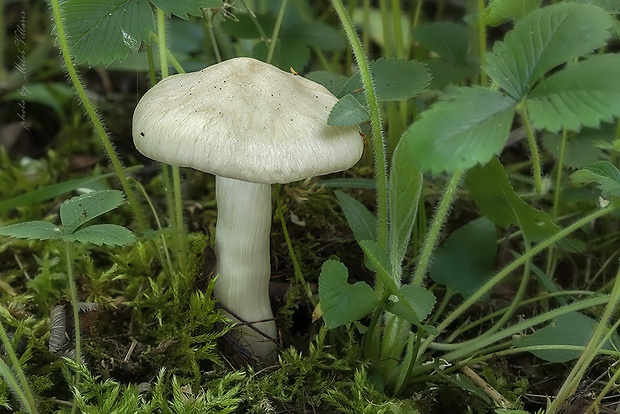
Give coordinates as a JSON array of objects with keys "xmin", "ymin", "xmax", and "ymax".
[
  {"xmin": 49, "ymin": 0, "xmax": 147, "ymax": 230},
  {"xmin": 417, "ymin": 202, "xmax": 619, "ymax": 356},
  {"xmin": 266, "ymin": 0, "xmax": 288, "ymax": 64},
  {"xmin": 275, "ymin": 185, "xmax": 315, "ymax": 306},
  {"xmin": 64, "ymin": 243, "xmax": 81, "ymax": 414},
  {"xmin": 518, "ymin": 105, "xmax": 543, "ymax": 195},
  {"xmin": 546, "ymin": 128, "xmax": 568, "ymax": 275},
  {"xmin": 411, "ymin": 170, "xmax": 463, "ymax": 286},
  {"xmin": 548, "ymin": 264, "xmax": 620, "ymax": 414},
  {"xmin": 0, "ymin": 320, "xmax": 38, "ymax": 413},
  {"xmin": 477, "ymin": 0, "xmax": 487, "ymax": 85},
  {"xmin": 157, "ymin": 8, "xmax": 187, "ymax": 274}
]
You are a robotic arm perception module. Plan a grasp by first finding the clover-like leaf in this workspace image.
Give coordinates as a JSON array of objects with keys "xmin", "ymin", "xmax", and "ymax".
[
  {"xmin": 403, "ymin": 87, "xmax": 516, "ymax": 173},
  {"xmin": 61, "ymin": 0, "xmax": 154, "ymax": 66},
  {"xmin": 484, "ymin": 2, "xmax": 613, "ymax": 100},
  {"xmin": 0, "ymin": 221, "xmax": 62, "ymax": 241},
  {"xmin": 318, "ymin": 260, "xmax": 376, "ymax": 329},
  {"xmin": 66, "ymin": 224, "xmax": 136, "ymax": 246},
  {"xmin": 526, "ymin": 54, "xmax": 620, "ymax": 132},
  {"xmin": 60, "ymin": 190, "xmax": 126, "ymax": 234},
  {"xmin": 328, "ymin": 94, "xmax": 370, "ymax": 127},
  {"xmin": 570, "ymin": 161, "xmax": 620, "ymax": 200}
]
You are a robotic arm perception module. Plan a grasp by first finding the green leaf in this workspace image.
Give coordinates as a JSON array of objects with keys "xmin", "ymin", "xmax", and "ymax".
[
  {"xmin": 285, "ymin": 22, "xmax": 346, "ymax": 52},
  {"xmin": 66, "ymin": 224, "xmax": 136, "ymax": 246},
  {"xmin": 61, "ymin": 0, "xmax": 154, "ymax": 66},
  {"xmin": 0, "ymin": 221, "xmax": 62, "ymax": 241},
  {"xmin": 358, "ymin": 240, "xmax": 392, "ymax": 287},
  {"xmin": 388, "ymin": 138, "xmax": 423, "ymax": 277},
  {"xmin": 339, "ymin": 58, "xmax": 430, "ymax": 102},
  {"xmin": 514, "ymin": 311, "xmax": 618, "ymax": 362},
  {"xmin": 429, "ymin": 218, "xmax": 497, "ymax": 300},
  {"xmin": 334, "ymin": 190, "xmax": 377, "ymax": 243},
  {"xmin": 328, "ymin": 94, "xmax": 370, "ymax": 127},
  {"xmin": 254, "ymin": 37, "xmax": 311, "ymax": 72},
  {"xmin": 466, "ymin": 157, "xmax": 560, "ymax": 241},
  {"xmin": 541, "ymin": 132, "xmax": 602, "ymax": 169},
  {"xmin": 220, "ymin": 13, "xmax": 275, "ymax": 38},
  {"xmin": 425, "ymin": 59, "xmax": 480, "ymax": 89},
  {"xmin": 570, "ymin": 161, "xmax": 620, "ymax": 199},
  {"xmin": 484, "ymin": 3, "xmax": 613, "ymax": 100},
  {"xmin": 573, "ymin": 0, "xmax": 620, "ymax": 13},
  {"xmin": 60, "ymin": 190, "xmax": 126, "ymax": 234},
  {"xmin": 403, "ymin": 87, "xmax": 516, "ymax": 173},
  {"xmin": 150, "ymin": 0, "xmax": 216, "ymax": 19},
  {"xmin": 318, "ymin": 260, "xmax": 376, "ymax": 329},
  {"xmin": 305, "ymin": 71, "xmax": 349, "ymax": 96},
  {"xmin": 4, "ymin": 83, "xmax": 73, "ymax": 123},
  {"xmin": 526, "ymin": 54, "xmax": 620, "ymax": 132},
  {"xmin": 412, "ymin": 22, "xmax": 470, "ymax": 63},
  {"xmin": 483, "ymin": 0, "xmax": 541, "ymax": 26},
  {"xmin": 388, "ymin": 284, "xmax": 436, "ymax": 323}
]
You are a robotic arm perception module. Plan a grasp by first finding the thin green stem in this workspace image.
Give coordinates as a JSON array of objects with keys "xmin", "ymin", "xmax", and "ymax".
[
  {"xmin": 0, "ymin": 320, "xmax": 38, "ymax": 413},
  {"xmin": 518, "ymin": 106, "xmax": 543, "ymax": 195},
  {"xmin": 266, "ymin": 0, "xmax": 288, "ymax": 65},
  {"xmin": 548, "ymin": 264, "xmax": 620, "ymax": 414},
  {"xmin": 546, "ymin": 128, "xmax": 568, "ymax": 276},
  {"xmin": 157, "ymin": 9, "xmax": 187, "ymax": 273},
  {"xmin": 411, "ymin": 170, "xmax": 463, "ymax": 286},
  {"xmin": 64, "ymin": 243, "xmax": 81, "ymax": 414},
  {"xmin": 391, "ymin": 0, "xmax": 404, "ymax": 58},
  {"xmin": 417, "ymin": 202, "xmax": 618, "ymax": 356},
  {"xmin": 332, "ymin": 0, "xmax": 389, "ymax": 249},
  {"xmin": 49, "ymin": 0, "xmax": 147, "ymax": 230},
  {"xmin": 477, "ymin": 0, "xmax": 487, "ymax": 85},
  {"xmin": 275, "ymin": 185, "xmax": 315, "ymax": 306}
]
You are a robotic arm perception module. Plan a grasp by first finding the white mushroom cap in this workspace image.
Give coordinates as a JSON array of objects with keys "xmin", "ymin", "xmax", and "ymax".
[{"xmin": 132, "ymin": 57, "xmax": 363, "ymax": 184}]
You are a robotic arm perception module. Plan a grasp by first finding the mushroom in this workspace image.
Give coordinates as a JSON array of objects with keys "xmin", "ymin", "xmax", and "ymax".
[{"xmin": 132, "ymin": 57, "xmax": 363, "ymax": 362}]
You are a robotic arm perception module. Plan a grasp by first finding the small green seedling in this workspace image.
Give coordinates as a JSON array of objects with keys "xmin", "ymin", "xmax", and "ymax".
[{"xmin": 0, "ymin": 189, "xmax": 136, "ymax": 412}]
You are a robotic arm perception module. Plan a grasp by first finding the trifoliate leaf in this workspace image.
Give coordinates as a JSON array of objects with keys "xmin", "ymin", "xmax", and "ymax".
[
  {"xmin": 527, "ymin": 54, "xmax": 620, "ymax": 132},
  {"xmin": 570, "ymin": 161, "xmax": 620, "ymax": 199},
  {"xmin": 61, "ymin": 0, "xmax": 154, "ymax": 66},
  {"xmin": 484, "ymin": 3, "xmax": 613, "ymax": 100},
  {"xmin": 66, "ymin": 224, "xmax": 136, "ymax": 246},
  {"xmin": 60, "ymin": 190, "xmax": 126, "ymax": 234},
  {"xmin": 328, "ymin": 94, "xmax": 370, "ymax": 126},
  {"xmin": 403, "ymin": 87, "xmax": 516, "ymax": 173},
  {"xmin": 0, "ymin": 221, "xmax": 62, "ymax": 241}
]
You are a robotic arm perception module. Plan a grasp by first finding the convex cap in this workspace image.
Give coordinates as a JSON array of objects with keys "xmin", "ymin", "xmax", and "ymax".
[{"xmin": 133, "ymin": 57, "xmax": 363, "ymax": 184}]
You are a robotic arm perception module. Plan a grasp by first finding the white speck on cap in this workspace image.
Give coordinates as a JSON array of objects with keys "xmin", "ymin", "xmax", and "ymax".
[{"xmin": 132, "ymin": 57, "xmax": 364, "ymax": 184}]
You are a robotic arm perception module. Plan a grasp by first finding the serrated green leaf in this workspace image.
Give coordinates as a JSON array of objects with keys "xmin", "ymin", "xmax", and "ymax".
[
  {"xmin": 526, "ymin": 54, "xmax": 620, "ymax": 132},
  {"xmin": 388, "ymin": 138, "xmax": 422, "ymax": 278},
  {"xmin": 66, "ymin": 224, "xmax": 136, "ymax": 246},
  {"xmin": 403, "ymin": 87, "xmax": 516, "ymax": 173},
  {"xmin": 61, "ymin": 0, "xmax": 154, "ymax": 66},
  {"xmin": 335, "ymin": 190, "xmax": 377, "ymax": 243},
  {"xmin": 305, "ymin": 71, "xmax": 349, "ymax": 96},
  {"xmin": 570, "ymin": 160, "xmax": 620, "ymax": 199},
  {"xmin": 514, "ymin": 311, "xmax": 619, "ymax": 362},
  {"xmin": 484, "ymin": 3, "xmax": 613, "ymax": 100},
  {"xmin": 412, "ymin": 22, "xmax": 470, "ymax": 63},
  {"xmin": 328, "ymin": 94, "xmax": 370, "ymax": 127},
  {"xmin": 60, "ymin": 190, "xmax": 126, "ymax": 234},
  {"xmin": 429, "ymin": 218, "xmax": 497, "ymax": 300},
  {"xmin": 466, "ymin": 157, "xmax": 560, "ymax": 241},
  {"xmin": 388, "ymin": 284, "xmax": 436, "ymax": 322},
  {"xmin": 573, "ymin": 0, "xmax": 620, "ymax": 13},
  {"xmin": 150, "ymin": 0, "xmax": 216, "ymax": 19},
  {"xmin": 318, "ymin": 260, "xmax": 376, "ymax": 329},
  {"xmin": 483, "ymin": 0, "xmax": 541, "ymax": 26},
  {"xmin": 339, "ymin": 58, "xmax": 430, "ymax": 102},
  {"xmin": 0, "ymin": 221, "xmax": 62, "ymax": 241}
]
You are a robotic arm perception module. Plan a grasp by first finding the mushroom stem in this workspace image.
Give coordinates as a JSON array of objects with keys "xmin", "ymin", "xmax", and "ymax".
[{"xmin": 214, "ymin": 176, "xmax": 277, "ymax": 361}]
